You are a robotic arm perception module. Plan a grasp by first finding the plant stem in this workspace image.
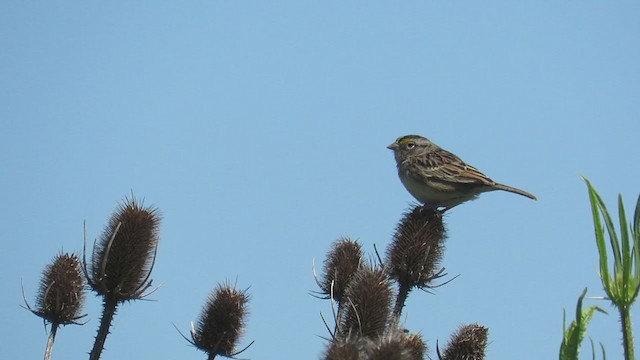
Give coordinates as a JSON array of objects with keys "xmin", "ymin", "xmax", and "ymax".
[
  {"xmin": 44, "ymin": 322, "xmax": 59, "ymax": 360},
  {"xmin": 392, "ymin": 284, "xmax": 411, "ymax": 323},
  {"xmin": 620, "ymin": 306, "xmax": 635, "ymax": 360},
  {"xmin": 89, "ymin": 298, "xmax": 118, "ymax": 360}
]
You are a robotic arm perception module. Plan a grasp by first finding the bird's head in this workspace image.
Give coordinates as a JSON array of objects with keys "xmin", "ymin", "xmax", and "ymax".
[{"xmin": 387, "ymin": 135, "xmax": 438, "ymax": 163}]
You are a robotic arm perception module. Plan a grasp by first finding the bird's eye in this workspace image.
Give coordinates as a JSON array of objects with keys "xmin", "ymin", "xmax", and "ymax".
[{"xmin": 406, "ymin": 143, "xmax": 415, "ymax": 149}]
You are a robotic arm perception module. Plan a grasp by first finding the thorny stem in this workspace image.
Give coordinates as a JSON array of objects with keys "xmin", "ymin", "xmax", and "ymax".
[
  {"xmin": 620, "ymin": 306, "xmax": 635, "ymax": 360},
  {"xmin": 392, "ymin": 284, "xmax": 411, "ymax": 324},
  {"xmin": 44, "ymin": 323, "xmax": 59, "ymax": 360},
  {"xmin": 89, "ymin": 298, "xmax": 118, "ymax": 360}
]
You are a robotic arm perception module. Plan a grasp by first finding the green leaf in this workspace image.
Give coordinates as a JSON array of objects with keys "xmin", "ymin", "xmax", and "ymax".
[
  {"xmin": 589, "ymin": 338, "xmax": 608, "ymax": 360},
  {"xmin": 596, "ymin": 188, "xmax": 622, "ymax": 272},
  {"xmin": 633, "ymin": 195, "xmax": 640, "ymax": 296},
  {"xmin": 585, "ymin": 179, "xmax": 614, "ymax": 299},
  {"xmin": 560, "ymin": 288, "xmax": 607, "ymax": 360},
  {"xmin": 634, "ymin": 195, "xmax": 640, "ymax": 245},
  {"xmin": 619, "ymin": 195, "xmax": 631, "ymax": 303}
]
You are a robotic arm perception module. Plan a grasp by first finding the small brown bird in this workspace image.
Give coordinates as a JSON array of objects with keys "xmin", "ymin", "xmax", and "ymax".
[{"xmin": 388, "ymin": 134, "xmax": 536, "ymax": 209}]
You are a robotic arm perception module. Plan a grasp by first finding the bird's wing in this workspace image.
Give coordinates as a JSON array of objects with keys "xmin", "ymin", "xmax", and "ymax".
[{"xmin": 424, "ymin": 149, "xmax": 496, "ymax": 186}]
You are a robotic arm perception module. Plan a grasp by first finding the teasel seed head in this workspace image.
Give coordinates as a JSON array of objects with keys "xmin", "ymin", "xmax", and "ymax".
[
  {"xmin": 370, "ymin": 329, "xmax": 427, "ymax": 360},
  {"xmin": 87, "ymin": 196, "xmax": 161, "ymax": 302},
  {"xmin": 402, "ymin": 332, "xmax": 428, "ymax": 360},
  {"xmin": 191, "ymin": 284, "xmax": 251, "ymax": 359},
  {"xmin": 28, "ymin": 252, "xmax": 86, "ymax": 325},
  {"xmin": 438, "ymin": 323, "xmax": 488, "ymax": 360},
  {"xmin": 319, "ymin": 237, "xmax": 364, "ymax": 302},
  {"xmin": 386, "ymin": 205, "xmax": 446, "ymax": 290},
  {"xmin": 340, "ymin": 265, "xmax": 392, "ymax": 339},
  {"xmin": 324, "ymin": 330, "xmax": 425, "ymax": 360},
  {"xmin": 323, "ymin": 339, "xmax": 360, "ymax": 360},
  {"xmin": 367, "ymin": 337, "xmax": 405, "ymax": 360}
]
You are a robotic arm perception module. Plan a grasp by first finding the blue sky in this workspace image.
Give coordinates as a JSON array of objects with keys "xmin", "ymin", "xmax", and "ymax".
[{"xmin": 1, "ymin": 2, "xmax": 639, "ymax": 359}]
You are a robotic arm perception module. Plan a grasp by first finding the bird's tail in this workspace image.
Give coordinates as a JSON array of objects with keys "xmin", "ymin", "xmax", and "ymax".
[{"xmin": 494, "ymin": 183, "xmax": 537, "ymax": 200}]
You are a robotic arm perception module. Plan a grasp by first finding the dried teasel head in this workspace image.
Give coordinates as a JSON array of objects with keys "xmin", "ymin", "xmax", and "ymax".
[
  {"xmin": 368, "ymin": 329, "xmax": 427, "ymax": 360},
  {"xmin": 386, "ymin": 205, "xmax": 446, "ymax": 290},
  {"xmin": 324, "ymin": 330, "xmax": 426, "ymax": 360},
  {"xmin": 323, "ymin": 338, "xmax": 360, "ymax": 360},
  {"xmin": 319, "ymin": 237, "xmax": 364, "ymax": 302},
  {"xmin": 402, "ymin": 331, "xmax": 428, "ymax": 360},
  {"xmin": 26, "ymin": 252, "xmax": 86, "ymax": 325},
  {"xmin": 86, "ymin": 196, "xmax": 161, "ymax": 302},
  {"xmin": 340, "ymin": 265, "xmax": 392, "ymax": 339},
  {"xmin": 438, "ymin": 323, "xmax": 488, "ymax": 360},
  {"xmin": 190, "ymin": 284, "xmax": 251, "ymax": 359}
]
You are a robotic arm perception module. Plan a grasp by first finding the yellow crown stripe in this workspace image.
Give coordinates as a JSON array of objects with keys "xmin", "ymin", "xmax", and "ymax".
[{"xmin": 398, "ymin": 136, "xmax": 419, "ymax": 145}]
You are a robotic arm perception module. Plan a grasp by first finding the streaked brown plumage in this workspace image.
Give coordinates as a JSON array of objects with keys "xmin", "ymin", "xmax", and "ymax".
[{"xmin": 387, "ymin": 134, "xmax": 536, "ymax": 209}]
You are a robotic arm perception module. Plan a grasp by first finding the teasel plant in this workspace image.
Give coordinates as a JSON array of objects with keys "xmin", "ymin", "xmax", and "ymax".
[
  {"xmin": 385, "ymin": 205, "xmax": 449, "ymax": 322},
  {"xmin": 315, "ymin": 238, "xmax": 428, "ymax": 359},
  {"xmin": 313, "ymin": 237, "xmax": 364, "ymax": 334},
  {"xmin": 22, "ymin": 252, "xmax": 86, "ymax": 360},
  {"xmin": 178, "ymin": 283, "xmax": 252, "ymax": 360},
  {"xmin": 317, "ymin": 204, "xmax": 490, "ymax": 359},
  {"xmin": 322, "ymin": 264, "xmax": 427, "ymax": 360},
  {"xmin": 339, "ymin": 265, "xmax": 393, "ymax": 340},
  {"xmin": 584, "ymin": 178, "xmax": 640, "ymax": 360},
  {"xmin": 83, "ymin": 196, "xmax": 161, "ymax": 360}
]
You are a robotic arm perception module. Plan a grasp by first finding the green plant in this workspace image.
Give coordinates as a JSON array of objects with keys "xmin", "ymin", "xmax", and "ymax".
[
  {"xmin": 559, "ymin": 288, "xmax": 606, "ymax": 360},
  {"xmin": 584, "ymin": 178, "xmax": 640, "ymax": 360}
]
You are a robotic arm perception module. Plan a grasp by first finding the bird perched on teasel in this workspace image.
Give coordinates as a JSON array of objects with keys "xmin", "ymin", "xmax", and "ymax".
[{"xmin": 387, "ymin": 134, "xmax": 536, "ymax": 209}]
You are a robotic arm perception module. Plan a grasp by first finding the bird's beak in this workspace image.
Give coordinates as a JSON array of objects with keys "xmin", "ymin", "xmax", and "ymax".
[{"xmin": 387, "ymin": 143, "xmax": 399, "ymax": 150}]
